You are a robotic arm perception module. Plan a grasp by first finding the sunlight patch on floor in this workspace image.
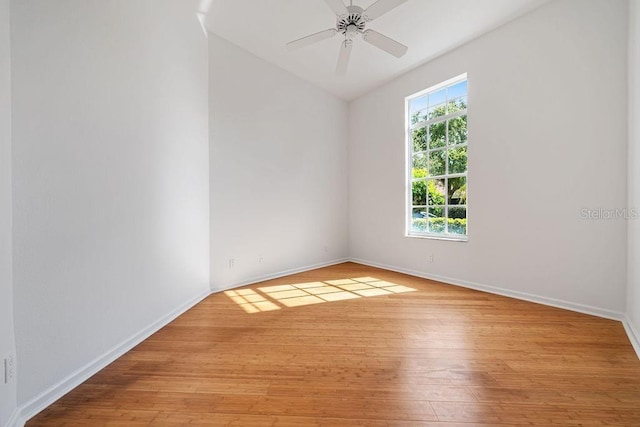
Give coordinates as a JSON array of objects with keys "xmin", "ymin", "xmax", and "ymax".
[
  {"xmin": 224, "ymin": 289, "xmax": 280, "ymax": 313},
  {"xmin": 225, "ymin": 277, "xmax": 416, "ymax": 313}
]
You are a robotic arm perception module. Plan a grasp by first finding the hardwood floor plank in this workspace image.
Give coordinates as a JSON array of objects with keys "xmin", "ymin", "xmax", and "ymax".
[{"xmin": 27, "ymin": 262, "xmax": 640, "ymax": 426}]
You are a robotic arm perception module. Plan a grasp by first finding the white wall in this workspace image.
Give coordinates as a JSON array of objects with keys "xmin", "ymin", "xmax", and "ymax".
[
  {"xmin": 11, "ymin": 0, "xmax": 209, "ymax": 406},
  {"xmin": 2, "ymin": 0, "xmax": 634, "ymax": 419},
  {"xmin": 208, "ymin": 34, "xmax": 348, "ymax": 289},
  {"xmin": 0, "ymin": 0, "xmax": 17, "ymax": 424},
  {"xmin": 349, "ymin": 0, "xmax": 628, "ymax": 314},
  {"xmin": 629, "ymin": 0, "xmax": 640, "ymax": 341}
]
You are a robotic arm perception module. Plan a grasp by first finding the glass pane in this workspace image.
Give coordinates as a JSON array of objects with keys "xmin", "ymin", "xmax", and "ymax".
[
  {"xmin": 428, "ymin": 122, "xmax": 446, "ymax": 149},
  {"xmin": 428, "ymin": 150, "xmax": 446, "ymax": 176},
  {"xmin": 410, "ymin": 95, "xmax": 428, "ymax": 114},
  {"xmin": 412, "ymin": 153, "xmax": 427, "ymax": 177},
  {"xmin": 412, "ymin": 207, "xmax": 427, "ymax": 219},
  {"xmin": 429, "ymin": 88, "xmax": 446, "ymax": 106},
  {"xmin": 448, "ymin": 177, "xmax": 467, "ymax": 205},
  {"xmin": 448, "ymin": 115, "xmax": 468, "ymax": 144},
  {"xmin": 411, "ymin": 217, "xmax": 427, "ymax": 233},
  {"xmin": 413, "ymin": 110, "xmax": 428, "ymax": 124},
  {"xmin": 447, "ymin": 96, "xmax": 467, "ymax": 115},
  {"xmin": 428, "ymin": 206, "xmax": 443, "ymax": 218},
  {"xmin": 448, "ymin": 221, "xmax": 466, "ymax": 235},
  {"xmin": 428, "ymin": 215, "xmax": 446, "ymax": 234},
  {"xmin": 447, "ymin": 80, "xmax": 467, "ymax": 99},
  {"xmin": 412, "ymin": 128, "xmax": 427, "ymax": 152},
  {"xmin": 412, "ymin": 180, "xmax": 427, "ymax": 205},
  {"xmin": 448, "ymin": 146, "xmax": 467, "ymax": 174},
  {"xmin": 449, "ymin": 206, "xmax": 466, "ymax": 219},
  {"xmin": 447, "ymin": 207, "xmax": 467, "ymax": 235},
  {"xmin": 428, "ymin": 103, "xmax": 446, "ymax": 120},
  {"xmin": 427, "ymin": 179, "xmax": 445, "ymax": 206}
]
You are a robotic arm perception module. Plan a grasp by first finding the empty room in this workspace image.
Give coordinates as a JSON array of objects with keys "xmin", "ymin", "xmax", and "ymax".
[{"xmin": 1, "ymin": 0, "xmax": 640, "ymax": 425}]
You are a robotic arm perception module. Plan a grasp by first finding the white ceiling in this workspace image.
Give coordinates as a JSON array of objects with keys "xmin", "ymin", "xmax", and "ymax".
[{"xmin": 203, "ymin": 0, "xmax": 551, "ymax": 101}]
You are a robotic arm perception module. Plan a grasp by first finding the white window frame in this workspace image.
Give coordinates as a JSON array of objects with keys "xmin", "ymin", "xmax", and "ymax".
[{"xmin": 405, "ymin": 73, "xmax": 468, "ymax": 241}]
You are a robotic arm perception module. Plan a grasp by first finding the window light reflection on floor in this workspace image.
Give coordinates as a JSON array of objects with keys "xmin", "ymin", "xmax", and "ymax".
[
  {"xmin": 224, "ymin": 277, "xmax": 416, "ymax": 313},
  {"xmin": 224, "ymin": 288, "xmax": 280, "ymax": 313}
]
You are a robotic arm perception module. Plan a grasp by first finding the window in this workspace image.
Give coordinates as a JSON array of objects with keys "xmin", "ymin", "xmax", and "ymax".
[{"xmin": 406, "ymin": 74, "xmax": 468, "ymax": 240}]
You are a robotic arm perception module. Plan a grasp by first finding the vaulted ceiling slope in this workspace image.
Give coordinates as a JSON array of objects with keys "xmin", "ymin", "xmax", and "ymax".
[{"xmin": 203, "ymin": 0, "xmax": 552, "ymax": 100}]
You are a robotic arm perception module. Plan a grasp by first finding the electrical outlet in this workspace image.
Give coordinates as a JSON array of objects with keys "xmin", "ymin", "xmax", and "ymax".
[
  {"xmin": 228, "ymin": 258, "xmax": 235, "ymax": 269},
  {"xmin": 4, "ymin": 354, "xmax": 14, "ymax": 384},
  {"xmin": 258, "ymin": 255, "xmax": 264, "ymax": 263},
  {"xmin": 428, "ymin": 254, "xmax": 434, "ymax": 263}
]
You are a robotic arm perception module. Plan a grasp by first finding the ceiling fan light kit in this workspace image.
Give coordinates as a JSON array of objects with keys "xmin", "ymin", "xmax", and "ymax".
[{"xmin": 286, "ymin": 0, "xmax": 409, "ymax": 75}]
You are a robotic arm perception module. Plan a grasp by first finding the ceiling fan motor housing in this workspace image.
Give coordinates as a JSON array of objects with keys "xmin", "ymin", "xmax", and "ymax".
[
  {"xmin": 285, "ymin": 0, "xmax": 409, "ymax": 74},
  {"xmin": 337, "ymin": 5, "xmax": 366, "ymax": 40}
]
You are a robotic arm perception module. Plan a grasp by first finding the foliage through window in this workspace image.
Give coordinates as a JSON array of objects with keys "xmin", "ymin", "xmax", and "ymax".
[{"xmin": 407, "ymin": 75, "xmax": 468, "ymax": 239}]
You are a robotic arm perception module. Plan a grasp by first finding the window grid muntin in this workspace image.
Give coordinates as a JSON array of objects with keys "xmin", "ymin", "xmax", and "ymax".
[{"xmin": 407, "ymin": 76, "xmax": 467, "ymax": 239}]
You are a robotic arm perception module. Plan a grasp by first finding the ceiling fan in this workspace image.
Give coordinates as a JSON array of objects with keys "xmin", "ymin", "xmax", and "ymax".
[{"xmin": 286, "ymin": 0, "xmax": 409, "ymax": 75}]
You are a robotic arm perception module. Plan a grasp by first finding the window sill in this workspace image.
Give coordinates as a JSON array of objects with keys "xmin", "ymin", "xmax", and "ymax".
[{"xmin": 406, "ymin": 233, "xmax": 468, "ymax": 242}]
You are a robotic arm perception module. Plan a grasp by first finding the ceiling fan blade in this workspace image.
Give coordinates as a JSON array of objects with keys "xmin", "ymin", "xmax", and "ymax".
[
  {"xmin": 362, "ymin": 29, "xmax": 408, "ymax": 58},
  {"xmin": 336, "ymin": 40, "xmax": 353, "ymax": 75},
  {"xmin": 323, "ymin": 0, "xmax": 349, "ymax": 16},
  {"xmin": 363, "ymin": 0, "xmax": 408, "ymax": 21},
  {"xmin": 287, "ymin": 29, "xmax": 337, "ymax": 50}
]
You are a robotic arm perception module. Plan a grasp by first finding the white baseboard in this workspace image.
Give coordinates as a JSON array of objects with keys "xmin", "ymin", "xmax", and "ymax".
[
  {"xmin": 12, "ymin": 289, "xmax": 211, "ymax": 427},
  {"xmin": 5, "ymin": 409, "xmax": 20, "ymax": 427},
  {"xmin": 623, "ymin": 317, "xmax": 640, "ymax": 359},
  {"xmin": 9, "ymin": 257, "xmax": 639, "ymax": 427},
  {"xmin": 210, "ymin": 258, "xmax": 350, "ymax": 293},
  {"xmin": 349, "ymin": 257, "xmax": 640, "ymax": 359},
  {"xmin": 349, "ymin": 257, "xmax": 627, "ymax": 321},
  {"xmin": 11, "ymin": 258, "xmax": 349, "ymax": 426}
]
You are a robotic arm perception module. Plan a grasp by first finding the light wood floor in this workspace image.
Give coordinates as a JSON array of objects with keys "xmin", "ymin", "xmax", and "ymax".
[{"xmin": 29, "ymin": 262, "xmax": 640, "ymax": 426}]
